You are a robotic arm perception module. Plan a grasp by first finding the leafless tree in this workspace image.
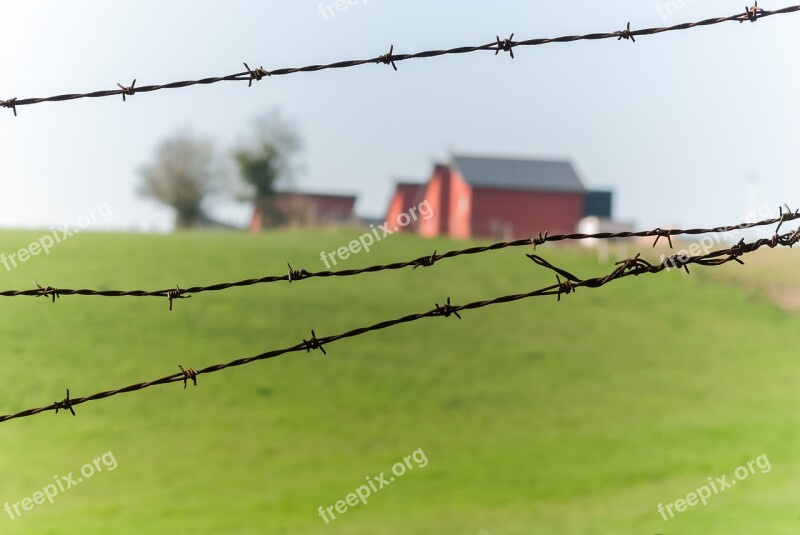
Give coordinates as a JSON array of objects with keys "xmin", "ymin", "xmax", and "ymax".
[{"xmin": 139, "ymin": 131, "xmax": 221, "ymax": 229}]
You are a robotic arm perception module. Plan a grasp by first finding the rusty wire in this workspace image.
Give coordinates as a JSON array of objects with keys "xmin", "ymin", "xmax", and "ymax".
[
  {"xmin": 1, "ymin": 225, "xmax": 798, "ymax": 424},
  {"xmin": 3, "ymin": 210, "xmax": 798, "ymax": 309},
  {"xmin": 1, "ymin": 4, "xmax": 798, "ymax": 115}
]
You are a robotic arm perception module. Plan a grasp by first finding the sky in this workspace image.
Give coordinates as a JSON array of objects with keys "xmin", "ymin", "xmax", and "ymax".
[{"xmin": 1, "ymin": 0, "xmax": 798, "ymax": 232}]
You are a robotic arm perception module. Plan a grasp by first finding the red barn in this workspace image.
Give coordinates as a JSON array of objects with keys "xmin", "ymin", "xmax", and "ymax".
[{"xmin": 385, "ymin": 155, "xmax": 611, "ymax": 240}]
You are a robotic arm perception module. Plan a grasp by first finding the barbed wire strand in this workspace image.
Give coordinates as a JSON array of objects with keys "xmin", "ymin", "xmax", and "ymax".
[
  {"xmin": 6, "ymin": 209, "xmax": 799, "ymax": 308},
  {"xmin": 2, "ymin": 225, "xmax": 798, "ymax": 424},
  {"xmin": 1, "ymin": 4, "xmax": 797, "ymax": 115}
]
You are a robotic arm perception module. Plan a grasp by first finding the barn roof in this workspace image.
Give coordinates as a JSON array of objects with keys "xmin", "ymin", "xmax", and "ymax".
[
  {"xmin": 274, "ymin": 191, "xmax": 357, "ymax": 204},
  {"xmin": 393, "ymin": 180, "xmax": 426, "ymax": 191},
  {"xmin": 451, "ymin": 155, "xmax": 586, "ymax": 193}
]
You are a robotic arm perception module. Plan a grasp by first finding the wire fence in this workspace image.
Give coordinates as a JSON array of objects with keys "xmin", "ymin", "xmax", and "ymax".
[
  {"xmin": 4, "ymin": 209, "xmax": 798, "ymax": 309},
  {"xmin": 1, "ymin": 221, "xmax": 798, "ymax": 424},
  {"xmin": 2, "ymin": 3, "xmax": 798, "ymax": 115},
  {"xmin": 2, "ymin": 5, "xmax": 799, "ymax": 429}
]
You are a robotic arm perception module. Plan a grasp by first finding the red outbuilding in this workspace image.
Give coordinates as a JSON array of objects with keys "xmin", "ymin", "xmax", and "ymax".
[
  {"xmin": 385, "ymin": 155, "xmax": 611, "ymax": 240},
  {"xmin": 250, "ymin": 192, "xmax": 357, "ymax": 232}
]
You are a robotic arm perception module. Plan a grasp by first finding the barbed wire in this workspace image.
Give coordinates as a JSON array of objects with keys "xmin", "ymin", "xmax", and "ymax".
[
  {"xmin": 5, "ymin": 209, "xmax": 799, "ymax": 309},
  {"xmin": 2, "ymin": 4, "xmax": 798, "ymax": 115},
  {"xmin": 1, "ymin": 224, "xmax": 798, "ymax": 424}
]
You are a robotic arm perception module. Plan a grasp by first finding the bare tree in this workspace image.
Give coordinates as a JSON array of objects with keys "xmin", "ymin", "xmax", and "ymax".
[
  {"xmin": 234, "ymin": 111, "xmax": 301, "ymax": 230},
  {"xmin": 139, "ymin": 131, "xmax": 220, "ymax": 229}
]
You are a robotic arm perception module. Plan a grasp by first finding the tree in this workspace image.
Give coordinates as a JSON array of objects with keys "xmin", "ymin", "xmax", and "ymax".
[
  {"xmin": 234, "ymin": 111, "xmax": 301, "ymax": 230},
  {"xmin": 139, "ymin": 132, "xmax": 220, "ymax": 229}
]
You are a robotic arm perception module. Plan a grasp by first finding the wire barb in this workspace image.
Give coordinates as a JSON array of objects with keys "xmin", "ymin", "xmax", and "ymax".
[
  {"xmin": 618, "ymin": 22, "xmax": 636, "ymax": 42},
  {"xmin": 776, "ymin": 204, "xmax": 797, "ymax": 234},
  {"xmin": 555, "ymin": 275, "xmax": 575, "ymax": 301},
  {"xmin": 599, "ymin": 253, "xmax": 651, "ymax": 284},
  {"xmin": 652, "ymin": 228, "xmax": 674, "ymax": 249},
  {"xmin": 287, "ymin": 263, "xmax": 310, "ymax": 283},
  {"xmin": 663, "ymin": 253, "xmax": 691, "ymax": 274},
  {"xmin": 303, "ymin": 330, "xmax": 327, "ymax": 355},
  {"xmin": 167, "ymin": 285, "xmax": 190, "ymax": 311},
  {"xmin": 54, "ymin": 389, "xmax": 76, "ymax": 416},
  {"xmin": 179, "ymin": 365, "xmax": 198, "ymax": 389},
  {"xmin": 728, "ymin": 238, "xmax": 748, "ymax": 264},
  {"xmin": 434, "ymin": 297, "xmax": 462, "ymax": 319},
  {"xmin": 616, "ymin": 253, "xmax": 647, "ymax": 274},
  {"xmin": 33, "ymin": 281, "xmax": 60, "ymax": 303},
  {"xmin": 244, "ymin": 62, "xmax": 270, "ymax": 87},
  {"xmin": 413, "ymin": 250, "xmax": 438, "ymax": 269},
  {"xmin": 117, "ymin": 79, "xmax": 136, "ymax": 102},
  {"xmin": 1, "ymin": 98, "xmax": 17, "ymax": 116},
  {"xmin": 742, "ymin": 1, "xmax": 765, "ymax": 22},
  {"xmin": 531, "ymin": 231, "xmax": 549, "ymax": 250},
  {"xmin": 495, "ymin": 34, "xmax": 516, "ymax": 58},
  {"xmin": 786, "ymin": 228, "xmax": 800, "ymax": 247},
  {"xmin": 379, "ymin": 45, "xmax": 398, "ymax": 71}
]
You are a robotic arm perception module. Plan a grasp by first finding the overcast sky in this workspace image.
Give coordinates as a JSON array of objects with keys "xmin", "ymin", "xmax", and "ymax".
[{"xmin": 1, "ymin": 0, "xmax": 798, "ymax": 232}]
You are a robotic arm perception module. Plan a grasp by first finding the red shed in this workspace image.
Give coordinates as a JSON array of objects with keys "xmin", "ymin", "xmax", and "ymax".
[
  {"xmin": 386, "ymin": 155, "xmax": 611, "ymax": 240},
  {"xmin": 250, "ymin": 192, "xmax": 356, "ymax": 232},
  {"xmin": 385, "ymin": 181, "xmax": 427, "ymax": 234}
]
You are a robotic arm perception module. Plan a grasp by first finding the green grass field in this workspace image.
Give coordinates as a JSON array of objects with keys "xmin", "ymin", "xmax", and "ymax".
[{"xmin": 0, "ymin": 228, "xmax": 798, "ymax": 534}]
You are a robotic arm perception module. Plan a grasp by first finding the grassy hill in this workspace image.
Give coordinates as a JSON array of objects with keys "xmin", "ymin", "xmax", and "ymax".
[{"xmin": 0, "ymin": 228, "xmax": 798, "ymax": 534}]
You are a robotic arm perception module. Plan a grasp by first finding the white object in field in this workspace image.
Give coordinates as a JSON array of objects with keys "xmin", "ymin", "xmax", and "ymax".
[{"xmin": 577, "ymin": 216, "xmax": 636, "ymax": 263}]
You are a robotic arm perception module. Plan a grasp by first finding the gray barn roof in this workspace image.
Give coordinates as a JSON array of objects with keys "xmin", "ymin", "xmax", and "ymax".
[{"xmin": 451, "ymin": 155, "xmax": 586, "ymax": 193}]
